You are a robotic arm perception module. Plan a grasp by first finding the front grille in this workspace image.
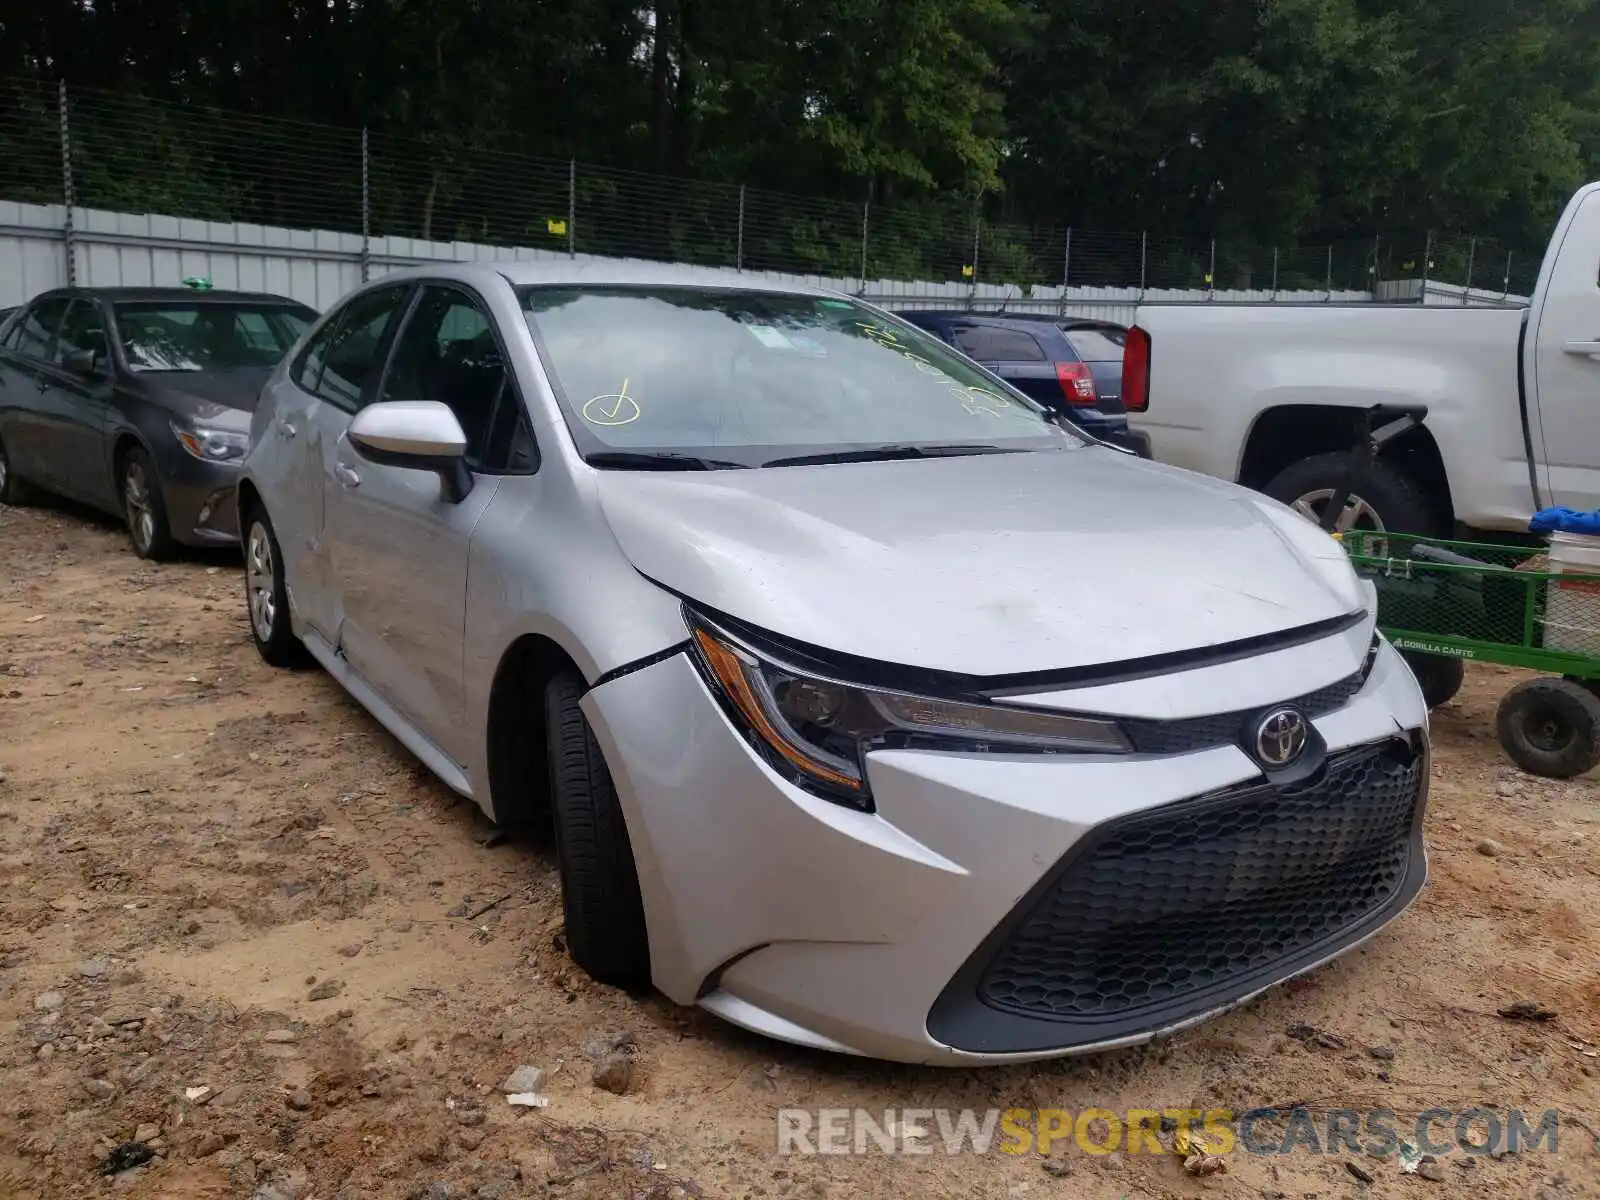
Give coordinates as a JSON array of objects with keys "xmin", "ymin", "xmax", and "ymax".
[
  {"xmin": 978, "ymin": 741, "xmax": 1422, "ymax": 1023},
  {"xmin": 1121, "ymin": 669, "xmax": 1366, "ymax": 756}
]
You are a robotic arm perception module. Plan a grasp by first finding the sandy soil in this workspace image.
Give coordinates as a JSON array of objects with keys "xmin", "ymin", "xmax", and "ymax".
[{"xmin": 1, "ymin": 496, "xmax": 1597, "ymax": 1200}]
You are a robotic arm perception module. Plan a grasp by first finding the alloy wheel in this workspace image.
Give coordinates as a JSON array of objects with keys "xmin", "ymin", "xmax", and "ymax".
[{"xmin": 124, "ymin": 461, "xmax": 156, "ymax": 552}]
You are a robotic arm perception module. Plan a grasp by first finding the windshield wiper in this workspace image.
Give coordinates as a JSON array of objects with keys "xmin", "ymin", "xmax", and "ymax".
[
  {"xmin": 762, "ymin": 444, "xmax": 1020, "ymax": 468},
  {"xmin": 584, "ymin": 450, "xmax": 751, "ymax": 471}
]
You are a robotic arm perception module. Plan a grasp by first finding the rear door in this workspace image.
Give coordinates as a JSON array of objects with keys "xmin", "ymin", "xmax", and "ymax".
[
  {"xmin": 41, "ymin": 298, "xmax": 119, "ymax": 510},
  {"xmin": 0, "ymin": 297, "xmax": 72, "ymax": 490},
  {"xmin": 260, "ymin": 284, "xmax": 412, "ymax": 643},
  {"xmin": 1529, "ymin": 185, "xmax": 1600, "ymax": 511}
]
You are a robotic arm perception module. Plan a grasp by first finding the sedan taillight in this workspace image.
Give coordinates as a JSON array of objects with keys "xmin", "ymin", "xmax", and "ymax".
[{"xmin": 1055, "ymin": 361, "xmax": 1098, "ymax": 405}]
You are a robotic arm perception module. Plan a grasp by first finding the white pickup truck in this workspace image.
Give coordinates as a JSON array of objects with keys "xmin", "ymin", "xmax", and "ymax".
[{"xmin": 1123, "ymin": 181, "xmax": 1600, "ymax": 539}]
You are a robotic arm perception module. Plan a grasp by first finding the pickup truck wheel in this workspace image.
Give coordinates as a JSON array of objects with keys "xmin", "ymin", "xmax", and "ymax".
[
  {"xmin": 1401, "ymin": 651, "xmax": 1465, "ymax": 709},
  {"xmin": 1263, "ymin": 453, "xmax": 1438, "ymax": 536}
]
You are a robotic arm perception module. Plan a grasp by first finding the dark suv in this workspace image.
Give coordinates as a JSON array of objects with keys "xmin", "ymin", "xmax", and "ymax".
[{"xmin": 896, "ymin": 310, "xmax": 1150, "ymax": 457}]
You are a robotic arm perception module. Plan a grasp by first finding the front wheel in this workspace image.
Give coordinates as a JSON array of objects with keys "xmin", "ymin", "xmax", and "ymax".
[
  {"xmin": 0, "ymin": 434, "xmax": 38, "ymax": 506},
  {"xmin": 243, "ymin": 507, "xmax": 311, "ymax": 668},
  {"xmin": 1495, "ymin": 677, "xmax": 1600, "ymax": 779},
  {"xmin": 120, "ymin": 448, "xmax": 177, "ymax": 560},
  {"xmin": 1401, "ymin": 651, "xmax": 1465, "ymax": 709},
  {"xmin": 545, "ymin": 669, "xmax": 650, "ymax": 985},
  {"xmin": 1263, "ymin": 452, "xmax": 1438, "ymax": 538}
]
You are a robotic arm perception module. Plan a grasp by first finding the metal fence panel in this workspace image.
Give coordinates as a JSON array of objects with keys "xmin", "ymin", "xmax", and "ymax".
[{"xmin": 0, "ymin": 76, "xmax": 1544, "ymax": 313}]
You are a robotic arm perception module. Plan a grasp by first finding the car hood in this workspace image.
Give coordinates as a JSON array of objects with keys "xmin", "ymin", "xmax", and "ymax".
[
  {"xmin": 141, "ymin": 368, "xmax": 273, "ymax": 422},
  {"xmin": 593, "ymin": 447, "xmax": 1368, "ymax": 678}
]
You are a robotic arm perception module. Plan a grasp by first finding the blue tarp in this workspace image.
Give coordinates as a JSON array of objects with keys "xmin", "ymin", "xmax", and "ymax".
[{"xmin": 1529, "ymin": 506, "xmax": 1600, "ymax": 535}]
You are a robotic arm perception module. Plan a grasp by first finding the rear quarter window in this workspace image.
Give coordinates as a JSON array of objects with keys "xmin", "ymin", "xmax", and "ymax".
[{"xmin": 1063, "ymin": 328, "xmax": 1127, "ymax": 361}]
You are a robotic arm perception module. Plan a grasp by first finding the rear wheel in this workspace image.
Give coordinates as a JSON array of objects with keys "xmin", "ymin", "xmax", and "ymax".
[
  {"xmin": 0, "ymin": 434, "xmax": 36, "ymax": 506},
  {"xmin": 120, "ymin": 448, "xmax": 176, "ymax": 560},
  {"xmin": 545, "ymin": 669, "xmax": 650, "ymax": 985},
  {"xmin": 1401, "ymin": 651, "xmax": 1465, "ymax": 709},
  {"xmin": 243, "ymin": 506, "xmax": 311, "ymax": 668},
  {"xmin": 1263, "ymin": 453, "xmax": 1438, "ymax": 539},
  {"xmin": 1495, "ymin": 677, "xmax": 1600, "ymax": 779}
]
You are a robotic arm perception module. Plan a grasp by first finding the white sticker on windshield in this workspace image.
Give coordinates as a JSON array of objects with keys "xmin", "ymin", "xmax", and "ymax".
[{"xmin": 745, "ymin": 325, "xmax": 793, "ymax": 350}]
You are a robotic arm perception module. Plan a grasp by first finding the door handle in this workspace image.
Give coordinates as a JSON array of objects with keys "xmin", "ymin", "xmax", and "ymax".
[
  {"xmin": 334, "ymin": 462, "xmax": 361, "ymax": 489},
  {"xmin": 1562, "ymin": 339, "xmax": 1600, "ymax": 357},
  {"xmin": 276, "ymin": 415, "xmax": 300, "ymax": 439}
]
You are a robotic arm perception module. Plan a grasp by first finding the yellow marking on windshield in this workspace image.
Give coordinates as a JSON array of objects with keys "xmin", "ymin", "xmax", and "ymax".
[{"xmin": 583, "ymin": 377, "xmax": 643, "ymax": 426}]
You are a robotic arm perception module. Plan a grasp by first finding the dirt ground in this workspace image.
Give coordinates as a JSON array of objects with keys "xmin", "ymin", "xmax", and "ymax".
[{"xmin": 1, "ymin": 496, "xmax": 1597, "ymax": 1200}]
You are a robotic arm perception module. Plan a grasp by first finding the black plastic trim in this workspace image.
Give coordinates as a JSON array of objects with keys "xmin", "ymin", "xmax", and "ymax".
[
  {"xmin": 925, "ymin": 738, "xmax": 1427, "ymax": 1055},
  {"xmin": 590, "ymin": 641, "xmax": 691, "ymax": 690}
]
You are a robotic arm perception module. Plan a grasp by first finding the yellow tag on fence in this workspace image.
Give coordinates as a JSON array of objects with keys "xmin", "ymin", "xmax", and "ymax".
[{"xmin": 547, "ymin": 219, "xmax": 567, "ymax": 236}]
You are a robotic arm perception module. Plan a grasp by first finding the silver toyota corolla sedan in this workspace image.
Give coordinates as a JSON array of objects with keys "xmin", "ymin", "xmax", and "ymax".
[{"xmin": 237, "ymin": 261, "xmax": 1429, "ymax": 1065}]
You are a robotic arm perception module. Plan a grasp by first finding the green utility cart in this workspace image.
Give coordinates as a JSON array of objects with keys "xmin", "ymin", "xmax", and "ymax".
[{"xmin": 1343, "ymin": 528, "xmax": 1600, "ymax": 778}]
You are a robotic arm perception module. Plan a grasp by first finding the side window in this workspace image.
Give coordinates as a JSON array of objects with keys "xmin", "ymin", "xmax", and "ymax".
[
  {"xmin": 379, "ymin": 285, "xmax": 526, "ymax": 471},
  {"xmin": 53, "ymin": 300, "xmax": 110, "ymax": 365},
  {"xmin": 481, "ymin": 382, "xmax": 539, "ymax": 474},
  {"xmin": 295, "ymin": 286, "xmax": 409, "ymax": 410},
  {"xmin": 11, "ymin": 297, "xmax": 71, "ymax": 360},
  {"xmin": 952, "ymin": 325, "xmax": 1046, "ymax": 362}
]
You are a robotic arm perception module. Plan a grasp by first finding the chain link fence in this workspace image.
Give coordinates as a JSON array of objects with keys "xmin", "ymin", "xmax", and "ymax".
[{"xmin": 0, "ymin": 76, "xmax": 1544, "ymax": 299}]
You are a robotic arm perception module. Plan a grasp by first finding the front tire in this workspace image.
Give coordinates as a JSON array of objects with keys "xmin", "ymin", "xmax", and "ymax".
[
  {"xmin": 0, "ymin": 433, "xmax": 37, "ymax": 506},
  {"xmin": 1401, "ymin": 651, "xmax": 1465, "ymax": 709},
  {"xmin": 545, "ymin": 669, "xmax": 650, "ymax": 985},
  {"xmin": 1495, "ymin": 677, "xmax": 1600, "ymax": 779},
  {"xmin": 120, "ymin": 447, "xmax": 177, "ymax": 560},
  {"xmin": 1264, "ymin": 452, "xmax": 1438, "ymax": 537},
  {"xmin": 243, "ymin": 506, "xmax": 311, "ymax": 668}
]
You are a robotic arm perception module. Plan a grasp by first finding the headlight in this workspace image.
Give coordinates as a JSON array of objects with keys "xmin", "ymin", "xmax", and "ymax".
[
  {"xmin": 685, "ymin": 609, "xmax": 1131, "ymax": 810},
  {"xmin": 172, "ymin": 421, "xmax": 248, "ymax": 463}
]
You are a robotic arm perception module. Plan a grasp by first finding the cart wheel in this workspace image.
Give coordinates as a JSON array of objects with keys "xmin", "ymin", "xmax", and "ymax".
[
  {"xmin": 1401, "ymin": 651, "xmax": 1465, "ymax": 709},
  {"xmin": 1564, "ymin": 675, "xmax": 1600, "ymax": 703},
  {"xmin": 1495, "ymin": 677, "xmax": 1600, "ymax": 779}
]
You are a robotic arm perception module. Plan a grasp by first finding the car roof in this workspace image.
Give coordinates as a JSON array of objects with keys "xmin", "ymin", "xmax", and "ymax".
[
  {"xmin": 896, "ymin": 309, "xmax": 1060, "ymax": 328},
  {"xmin": 62, "ymin": 286, "xmax": 313, "ymax": 306},
  {"xmin": 354, "ymin": 259, "xmax": 844, "ymax": 298}
]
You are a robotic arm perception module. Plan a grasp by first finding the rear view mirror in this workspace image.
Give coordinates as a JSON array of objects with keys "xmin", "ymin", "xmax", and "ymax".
[
  {"xmin": 62, "ymin": 348, "xmax": 101, "ymax": 377},
  {"xmin": 347, "ymin": 400, "xmax": 474, "ymax": 503}
]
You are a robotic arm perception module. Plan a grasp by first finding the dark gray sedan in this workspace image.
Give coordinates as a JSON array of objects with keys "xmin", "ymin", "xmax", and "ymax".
[{"xmin": 0, "ymin": 287, "xmax": 316, "ymax": 558}]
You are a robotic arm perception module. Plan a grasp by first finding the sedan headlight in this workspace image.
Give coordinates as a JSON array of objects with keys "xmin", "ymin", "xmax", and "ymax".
[
  {"xmin": 685, "ymin": 609, "xmax": 1131, "ymax": 810},
  {"xmin": 172, "ymin": 421, "xmax": 249, "ymax": 463}
]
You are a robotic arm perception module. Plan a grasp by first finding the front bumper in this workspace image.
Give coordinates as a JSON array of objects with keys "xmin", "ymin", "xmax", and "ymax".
[
  {"xmin": 159, "ymin": 452, "xmax": 243, "ymax": 546},
  {"xmin": 582, "ymin": 635, "xmax": 1428, "ymax": 1065}
]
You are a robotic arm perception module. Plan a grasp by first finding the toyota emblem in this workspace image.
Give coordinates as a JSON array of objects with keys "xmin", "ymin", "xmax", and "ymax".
[{"xmin": 1254, "ymin": 708, "xmax": 1309, "ymax": 768}]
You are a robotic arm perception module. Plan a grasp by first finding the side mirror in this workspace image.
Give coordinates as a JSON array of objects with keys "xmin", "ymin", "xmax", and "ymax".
[
  {"xmin": 62, "ymin": 348, "xmax": 102, "ymax": 377},
  {"xmin": 347, "ymin": 400, "xmax": 474, "ymax": 503}
]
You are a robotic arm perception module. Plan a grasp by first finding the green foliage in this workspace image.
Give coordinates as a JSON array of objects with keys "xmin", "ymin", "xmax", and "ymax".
[{"xmin": 3, "ymin": 0, "xmax": 1597, "ymax": 273}]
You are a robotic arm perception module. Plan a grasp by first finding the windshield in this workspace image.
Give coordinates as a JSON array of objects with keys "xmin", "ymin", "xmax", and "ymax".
[
  {"xmin": 519, "ymin": 286, "xmax": 1079, "ymax": 468},
  {"xmin": 114, "ymin": 301, "xmax": 314, "ymax": 372}
]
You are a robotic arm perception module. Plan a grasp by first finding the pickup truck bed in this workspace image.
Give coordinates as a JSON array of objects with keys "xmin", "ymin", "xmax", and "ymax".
[{"xmin": 1123, "ymin": 181, "xmax": 1600, "ymax": 539}]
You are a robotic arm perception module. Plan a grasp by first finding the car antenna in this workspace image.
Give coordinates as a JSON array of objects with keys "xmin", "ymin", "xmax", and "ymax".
[{"xmin": 182, "ymin": 276, "xmax": 214, "ymax": 291}]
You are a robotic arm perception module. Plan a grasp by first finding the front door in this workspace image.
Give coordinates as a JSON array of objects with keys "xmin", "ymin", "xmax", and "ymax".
[
  {"xmin": 325, "ymin": 282, "xmax": 518, "ymax": 765},
  {"xmin": 1530, "ymin": 185, "xmax": 1600, "ymax": 512}
]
